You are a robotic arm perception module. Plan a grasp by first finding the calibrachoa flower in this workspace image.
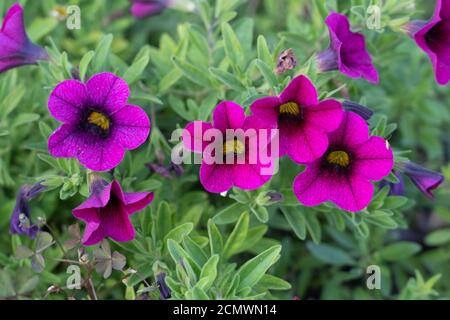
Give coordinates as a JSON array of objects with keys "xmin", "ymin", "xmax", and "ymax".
[
  {"xmin": 72, "ymin": 179, "xmax": 154, "ymax": 246},
  {"xmin": 0, "ymin": 3, "xmax": 48, "ymax": 73},
  {"xmin": 249, "ymin": 75, "xmax": 343, "ymax": 164},
  {"xmin": 293, "ymin": 111, "xmax": 394, "ymax": 212},
  {"xmin": 380, "ymin": 172, "xmax": 405, "ymax": 196},
  {"xmin": 316, "ymin": 12, "xmax": 379, "ymax": 84},
  {"xmin": 404, "ymin": 0, "xmax": 450, "ymax": 85},
  {"xmin": 397, "ymin": 161, "xmax": 444, "ymax": 198},
  {"xmin": 10, "ymin": 183, "xmax": 46, "ymax": 239},
  {"xmin": 129, "ymin": 0, "xmax": 169, "ymax": 19},
  {"xmin": 182, "ymin": 101, "xmax": 275, "ymax": 193},
  {"xmin": 47, "ymin": 72, "xmax": 151, "ymax": 171},
  {"xmin": 156, "ymin": 272, "xmax": 171, "ymax": 300}
]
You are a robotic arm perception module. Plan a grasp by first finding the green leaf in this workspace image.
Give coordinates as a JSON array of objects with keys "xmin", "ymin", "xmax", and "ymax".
[
  {"xmin": 209, "ymin": 67, "xmax": 245, "ymax": 91},
  {"xmin": 213, "ymin": 202, "xmax": 247, "ymax": 225},
  {"xmin": 172, "ymin": 56, "xmax": 211, "ymax": 87},
  {"xmin": 207, "ymin": 220, "xmax": 223, "ymax": 256},
  {"xmin": 123, "ymin": 46, "xmax": 150, "ymax": 84},
  {"xmin": 306, "ymin": 242, "xmax": 356, "ymax": 266},
  {"xmin": 304, "ymin": 212, "xmax": 322, "ymax": 244},
  {"xmin": 79, "ymin": 51, "xmax": 95, "ymax": 82},
  {"xmin": 164, "ymin": 223, "xmax": 194, "ymax": 247},
  {"xmin": 223, "ymin": 212, "xmax": 249, "ymax": 258},
  {"xmin": 35, "ymin": 232, "xmax": 53, "ymax": 253},
  {"xmin": 11, "ymin": 113, "xmax": 40, "ymax": 128},
  {"xmin": 257, "ymin": 35, "xmax": 272, "ymax": 66},
  {"xmin": 237, "ymin": 245, "xmax": 281, "ymax": 290},
  {"xmin": 28, "ymin": 17, "xmax": 58, "ymax": 42},
  {"xmin": 257, "ymin": 274, "xmax": 291, "ymax": 290},
  {"xmin": 156, "ymin": 201, "xmax": 173, "ymax": 242},
  {"xmin": 199, "ymin": 254, "xmax": 219, "ymax": 290},
  {"xmin": 425, "ymin": 229, "xmax": 450, "ymax": 246},
  {"xmin": 250, "ymin": 205, "xmax": 269, "ymax": 223},
  {"xmin": 281, "ymin": 207, "xmax": 306, "ymax": 240},
  {"xmin": 92, "ymin": 34, "xmax": 113, "ymax": 72},
  {"xmin": 159, "ymin": 68, "xmax": 183, "ymax": 93},
  {"xmin": 377, "ymin": 242, "xmax": 421, "ymax": 262},
  {"xmin": 254, "ymin": 59, "xmax": 277, "ymax": 88},
  {"xmin": 221, "ymin": 23, "xmax": 244, "ymax": 71}
]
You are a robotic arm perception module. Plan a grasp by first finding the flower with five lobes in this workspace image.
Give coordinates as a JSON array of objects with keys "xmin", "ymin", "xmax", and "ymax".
[
  {"xmin": 0, "ymin": 3, "xmax": 48, "ymax": 73},
  {"xmin": 47, "ymin": 72, "xmax": 151, "ymax": 171},
  {"xmin": 249, "ymin": 75, "xmax": 343, "ymax": 164},
  {"xmin": 293, "ymin": 111, "xmax": 394, "ymax": 212},
  {"xmin": 72, "ymin": 179, "xmax": 154, "ymax": 246},
  {"xmin": 182, "ymin": 101, "xmax": 276, "ymax": 193},
  {"xmin": 316, "ymin": 12, "xmax": 379, "ymax": 84},
  {"xmin": 406, "ymin": 0, "xmax": 450, "ymax": 85}
]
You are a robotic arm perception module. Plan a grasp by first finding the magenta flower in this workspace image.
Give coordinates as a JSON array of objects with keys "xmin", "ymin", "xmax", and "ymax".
[
  {"xmin": 47, "ymin": 72, "xmax": 151, "ymax": 171},
  {"xmin": 249, "ymin": 75, "xmax": 343, "ymax": 164},
  {"xmin": 182, "ymin": 101, "xmax": 275, "ymax": 193},
  {"xmin": 293, "ymin": 112, "xmax": 394, "ymax": 212},
  {"xmin": 405, "ymin": 0, "xmax": 450, "ymax": 85},
  {"xmin": 0, "ymin": 3, "xmax": 48, "ymax": 73},
  {"xmin": 73, "ymin": 179, "xmax": 154, "ymax": 246},
  {"xmin": 316, "ymin": 12, "xmax": 379, "ymax": 84},
  {"xmin": 129, "ymin": 0, "xmax": 169, "ymax": 19},
  {"xmin": 398, "ymin": 161, "xmax": 444, "ymax": 198}
]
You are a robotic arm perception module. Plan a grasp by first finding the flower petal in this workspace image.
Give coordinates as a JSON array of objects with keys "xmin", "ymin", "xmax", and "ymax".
[
  {"xmin": 212, "ymin": 101, "xmax": 246, "ymax": 132},
  {"xmin": 77, "ymin": 137, "xmax": 125, "ymax": 171},
  {"xmin": 329, "ymin": 175, "xmax": 374, "ymax": 212},
  {"xmin": 81, "ymin": 221, "xmax": 104, "ymax": 246},
  {"xmin": 280, "ymin": 75, "xmax": 318, "ymax": 106},
  {"xmin": 86, "ymin": 72, "xmax": 130, "ymax": 114},
  {"xmin": 329, "ymin": 111, "xmax": 369, "ymax": 148},
  {"xmin": 1, "ymin": 3, "xmax": 26, "ymax": 44},
  {"xmin": 123, "ymin": 192, "xmax": 154, "ymax": 215},
  {"xmin": 98, "ymin": 195, "xmax": 135, "ymax": 242},
  {"xmin": 280, "ymin": 123, "xmax": 329, "ymax": 164},
  {"xmin": 110, "ymin": 104, "xmax": 151, "ymax": 149},
  {"xmin": 304, "ymin": 99, "xmax": 343, "ymax": 132},
  {"xmin": 352, "ymin": 136, "xmax": 394, "ymax": 181},
  {"xmin": 293, "ymin": 162, "xmax": 330, "ymax": 207},
  {"xmin": 48, "ymin": 124, "xmax": 83, "ymax": 158},
  {"xmin": 249, "ymin": 96, "xmax": 280, "ymax": 127},
  {"xmin": 200, "ymin": 163, "xmax": 233, "ymax": 193},
  {"xmin": 182, "ymin": 121, "xmax": 213, "ymax": 153},
  {"xmin": 232, "ymin": 163, "xmax": 273, "ymax": 190},
  {"xmin": 48, "ymin": 80, "xmax": 87, "ymax": 123}
]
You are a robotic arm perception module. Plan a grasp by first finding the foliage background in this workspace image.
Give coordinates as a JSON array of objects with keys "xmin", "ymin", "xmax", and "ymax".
[{"xmin": 0, "ymin": 0, "xmax": 449, "ymax": 300}]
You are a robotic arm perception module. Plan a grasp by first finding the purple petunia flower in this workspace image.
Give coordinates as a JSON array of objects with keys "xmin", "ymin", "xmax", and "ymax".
[
  {"xmin": 397, "ymin": 161, "xmax": 444, "ymax": 198},
  {"xmin": 129, "ymin": 0, "xmax": 169, "ymax": 19},
  {"xmin": 156, "ymin": 272, "xmax": 171, "ymax": 300},
  {"xmin": 0, "ymin": 3, "xmax": 48, "ymax": 73},
  {"xmin": 404, "ymin": 0, "xmax": 450, "ymax": 85},
  {"xmin": 316, "ymin": 12, "xmax": 379, "ymax": 84},
  {"xmin": 182, "ymin": 101, "xmax": 275, "ymax": 193},
  {"xmin": 293, "ymin": 111, "xmax": 394, "ymax": 212},
  {"xmin": 72, "ymin": 179, "xmax": 154, "ymax": 246},
  {"xmin": 249, "ymin": 75, "xmax": 343, "ymax": 164},
  {"xmin": 10, "ymin": 183, "xmax": 46, "ymax": 239},
  {"xmin": 47, "ymin": 72, "xmax": 151, "ymax": 171}
]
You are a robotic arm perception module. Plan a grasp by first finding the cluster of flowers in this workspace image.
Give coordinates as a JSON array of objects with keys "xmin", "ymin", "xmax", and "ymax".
[{"xmin": 1, "ymin": 2, "xmax": 444, "ymax": 247}]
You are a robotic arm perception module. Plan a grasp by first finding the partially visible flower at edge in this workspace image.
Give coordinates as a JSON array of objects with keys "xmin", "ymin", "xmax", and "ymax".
[
  {"xmin": 293, "ymin": 111, "xmax": 394, "ymax": 212},
  {"xmin": 403, "ymin": 0, "xmax": 450, "ymax": 85},
  {"xmin": 156, "ymin": 272, "xmax": 171, "ymax": 300},
  {"xmin": 316, "ymin": 12, "xmax": 379, "ymax": 84},
  {"xmin": 72, "ymin": 179, "xmax": 154, "ymax": 246},
  {"xmin": 47, "ymin": 72, "xmax": 151, "ymax": 172},
  {"xmin": 10, "ymin": 182, "xmax": 46, "ymax": 239},
  {"xmin": 379, "ymin": 172, "xmax": 405, "ymax": 196},
  {"xmin": 129, "ymin": 0, "xmax": 170, "ymax": 19},
  {"xmin": 0, "ymin": 3, "xmax": 49, "ymax": 73},
  {"xmin": 397, "ymin": 161, "xmax": 444, "ymax": 199}
]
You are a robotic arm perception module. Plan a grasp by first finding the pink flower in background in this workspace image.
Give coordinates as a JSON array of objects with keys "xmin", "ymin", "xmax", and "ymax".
[
  {"xmin": 316, "ymin": 12, "xmax": 379, "ymax": 84},
  {"xmin": 405, "ymin": 0, "xmax": 450, "ymax": 85},
  {"xmin": 182, "ymin": 101, "xmax": 275, "ymax": 193},
  {"xmin": 129, "ymin": 0, "xmax": 169, "ymax": 19},
  {"xmin": 0, "ymin": 3, "xmax": 48, "ymax": 73},
  {"xmin": 73, "ymin": 179, "xmax": 154, "ymax": 246},
  {"xmin": 293, "ymin": 112, "xmax": 394, "ymax": 212},
  {"xmin": 249, "ymin": 75, "xmax": 343, "ymax": 164},
  {"xmin": 398, "ymin": 161, "xmax": 444, "ymax": 198},
  {"xmin": 47, "ymin": 72, "xmax": 151, "ymax": 171}
]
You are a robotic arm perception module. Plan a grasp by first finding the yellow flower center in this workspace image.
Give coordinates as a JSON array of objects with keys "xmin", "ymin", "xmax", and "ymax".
[
  {"xmin": 88, "ymin": 111, "xmax": 110, "ymax": 130},
  {"xmin": 279, "ymin": 102, "xmax": 301, "ymax": 116},
  {"xmin": 223, "ymin": 139, "xmax": 245, "ymax": 155},
  {"xmin": 326, "ymin": 151, "xmax": 350, "ymax": 168}
]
